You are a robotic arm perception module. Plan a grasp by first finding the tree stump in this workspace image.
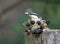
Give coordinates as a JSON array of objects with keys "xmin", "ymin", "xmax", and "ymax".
[
  {"xmin": 42, "ymin": 30, "xmax": 60, "ymax": 44},
  {"xmin": 25, "ymin": 30, "xmax": 60, "ymax": 44},
  {"xmin": 25, "ymin": 32, "xmax": 42, "ymax": 44}
]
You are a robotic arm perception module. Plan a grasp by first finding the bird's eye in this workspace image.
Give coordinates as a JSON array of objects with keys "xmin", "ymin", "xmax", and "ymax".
[
  {"xmin": 37, "ymin": 21, "xmax": 41, "ymax": 25},
  {"xmin": 26, "ymin": 23, "xmax": 31, "ymax": 27},
  {"xmin": 30, "ymin": 20, "xmax": 35, "ymax": 25}
]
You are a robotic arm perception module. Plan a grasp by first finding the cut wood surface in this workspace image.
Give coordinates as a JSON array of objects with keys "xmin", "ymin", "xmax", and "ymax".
[{"xmin": 25, "ymin": 30, "xmax": 60, "ymax": 44}]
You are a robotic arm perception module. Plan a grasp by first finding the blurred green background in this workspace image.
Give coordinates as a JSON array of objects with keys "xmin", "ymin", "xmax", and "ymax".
[
  {"xmin": 0, "ymin": 0, "xmax": 60, "ymax": 44},
  {"xmin": 26, "ymin": 0, "xmax": 60, "ymax": 29}
]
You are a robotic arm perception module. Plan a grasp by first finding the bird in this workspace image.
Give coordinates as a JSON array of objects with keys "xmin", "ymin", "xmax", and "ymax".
[{"xmin": 25, "ymin": 10, "xmax": 50, "ymax": 35}]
